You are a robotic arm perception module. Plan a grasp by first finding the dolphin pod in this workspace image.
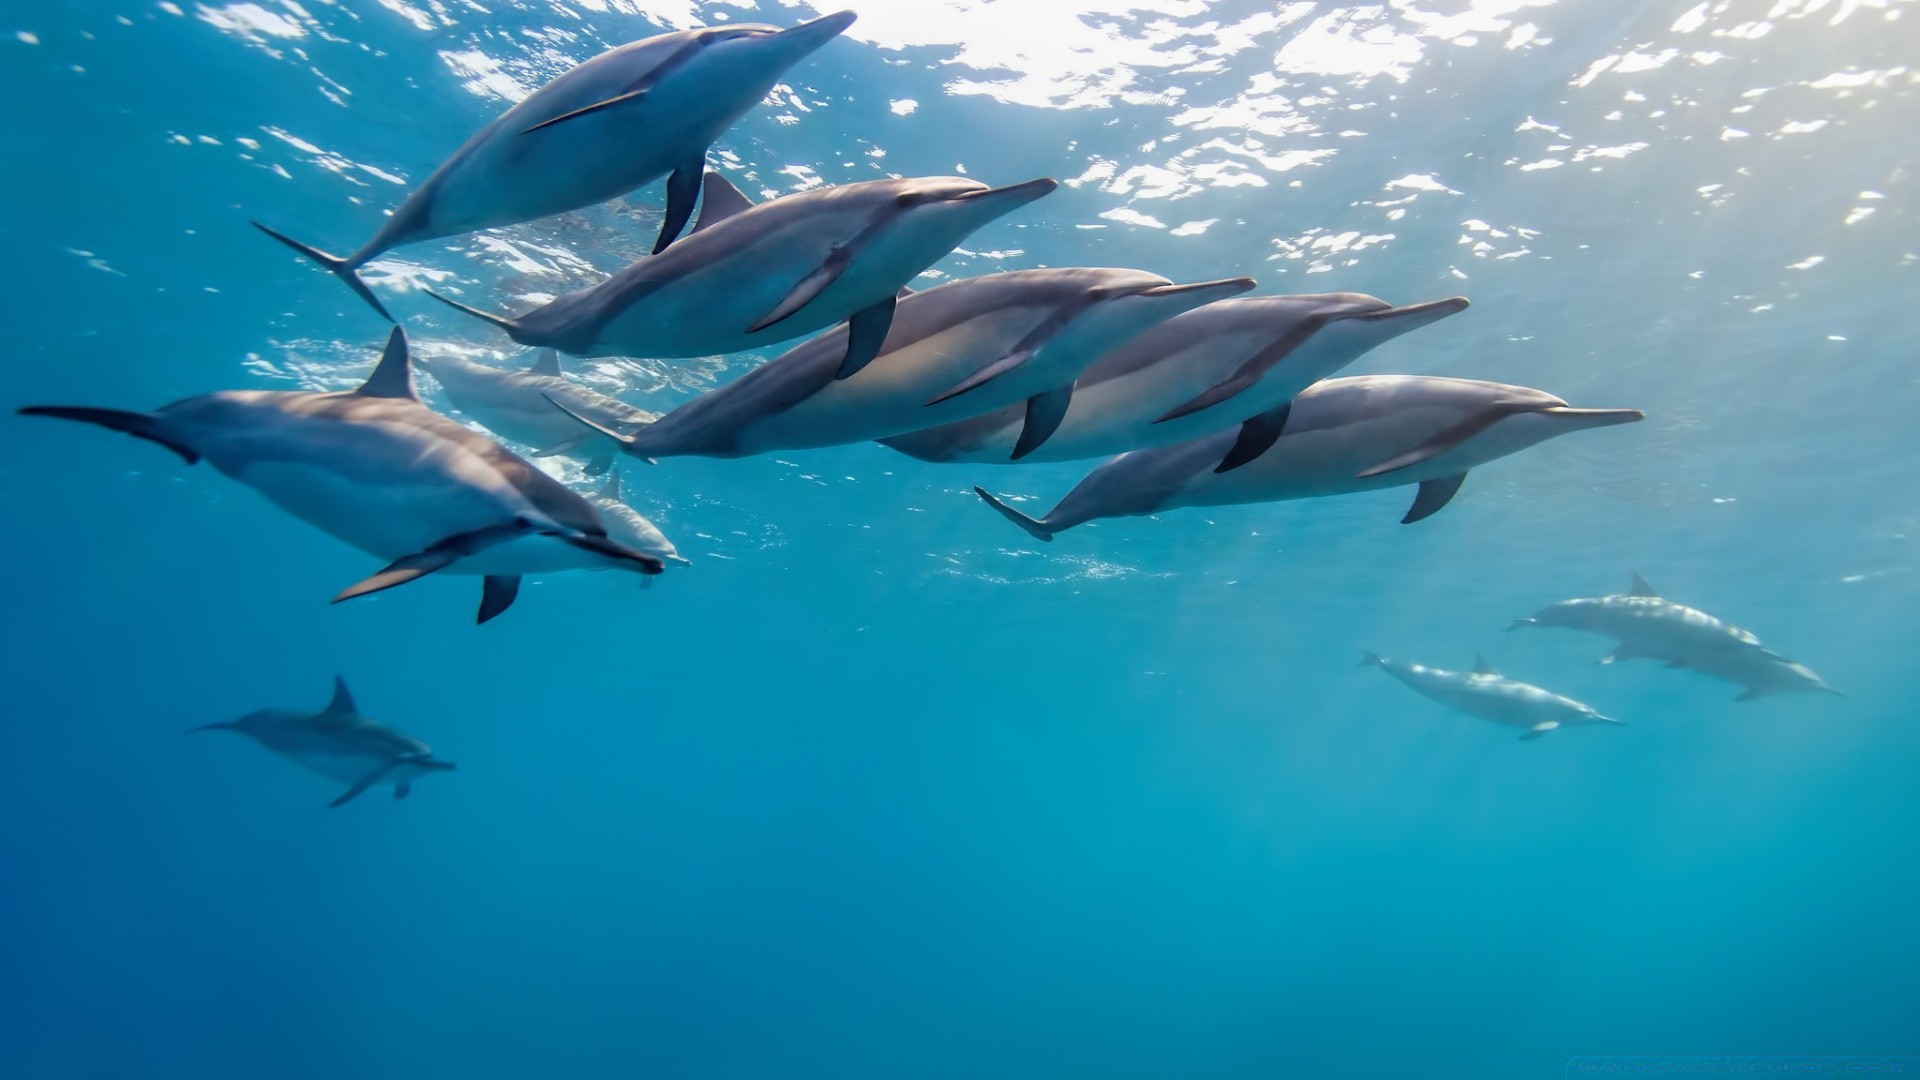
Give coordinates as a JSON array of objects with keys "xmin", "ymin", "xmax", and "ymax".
[
  {"xmin": 253, "ymin": 12, "xmax": 858, "ymax": 318},
  {"xmin": 191, "ymin": 676, "xmax": 454, "ymax": 806},
  {"xmin": 1361, "ymin": 653, "xmax": 1623, "ymax": 740},
  {"xmin": 970, "ymin": 376, "xmax": 1645, "ymax": 541},
  {"xmin": 20, "ymin": 329, "xmax": 664, "ymax": 624},
  {"xmin": 430, "ymin": 171, "xmax": 1059, "ymax": 380}
]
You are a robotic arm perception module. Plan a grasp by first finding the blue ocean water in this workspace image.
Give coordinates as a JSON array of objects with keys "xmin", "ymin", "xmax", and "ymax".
[{"xmin": 2, "ymin": 1, "xmax": 1915, "ymax": 1077}]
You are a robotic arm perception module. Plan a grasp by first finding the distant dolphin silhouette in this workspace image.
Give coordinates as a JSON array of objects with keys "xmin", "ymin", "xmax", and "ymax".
[
  {"xmin": 252, "ymin": 12, "xmax": 857, "ymax": 318},
  {"xmin": 1361, "ymin": 653, "xmax": 1623, "ymax": 740}
]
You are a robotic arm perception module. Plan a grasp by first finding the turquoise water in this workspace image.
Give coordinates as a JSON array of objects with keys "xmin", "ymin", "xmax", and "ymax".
[{"xmin": 3, "ymin": 1, "xmax": 1916, "ymax": 1077}]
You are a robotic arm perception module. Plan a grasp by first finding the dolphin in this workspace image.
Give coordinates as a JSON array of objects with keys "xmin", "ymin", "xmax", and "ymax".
[
  {"xmin": 584, "ymin": 469, "xmax": 689, "ymax": 568},
  {"xmin": 971, "ymin": 375, "xmax": 1644, "ymax": 540},
  {"xmin": 553, "ymin": 268, "xmax": 1257, "ymax": 461},
  {"xmin": 20, "ymin": 328, "xmax": 663, "ymax": 623},
  {"xmin": 429, "ymin": 171, "xmax": 1058, "ymax": 380},
  {"xmin": 252, "ymin": 12, "xmax": 858, "ymax": 319},
  {"xmin": 1360, "ymin": 653, "xmax": 1623, "ymax": 740},
  {"xmin": 190, "ymin": 676, "xmax": 454, "ymax": 806},
  {"xmin": 883, "ymin": 292, "xmax": 1469, "ymax": 464},
  {"xmin": 415, "ymin": 347, "xmax": 656, "ymax": 475},
  {"xmin": 1510, "ymin": 574, "xmax": 1842, "ymax": 701}
]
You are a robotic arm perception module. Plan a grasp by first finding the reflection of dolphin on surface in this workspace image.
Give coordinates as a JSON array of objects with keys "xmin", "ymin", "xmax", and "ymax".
[
  {"xmin": 1361, "ymin": 653, "xmax": 1623, "ymax": 740},
  {"xmin": 190, "ymin": 677, "xmax": 455, "ymax": 807},
  {"xmin": 1511, "ymin": 574, "xmax": 1842, "ymax": 701},
  {"xmin": 417, "ymin": 347, "xmax": 656, "ymax": 476},
  {"xmin": 972, "ymin": 375, "xmax": 1645, "ymax": 540},
  {"xmin": 20, "ymin": 329, "xmax": 662, "ymax": 624}
]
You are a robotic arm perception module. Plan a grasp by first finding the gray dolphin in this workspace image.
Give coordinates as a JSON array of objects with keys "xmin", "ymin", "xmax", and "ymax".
[
  {"xmin": 584, "ymin": 469, "xmax": 688, "ymax": 568},
  {"xmin": 430, "ymin": 171, "xmax": 1057, "ymax": 379},
  {"xmin": 1511, "ymin": 574, "xmax": 1842, "ymax": 701},
  {"xmin": 883, "ymin": 291, "xmax": 1469, "ymax": 464},
  {"xmin": 416, "ymin": 347, "xmax": 656, "ymax": 475},
  {"xmin": 1361, "ymin": 653, "xmax": 1623, "ymax": 740},
  {"xmin": 554, "ymin": 268, "xmax": 1257, "ymax": 461},
  {"xmin": 190, "ymin": 676, "xmax": 454, "ymax": 807},
  {"xmin": 253, "ymin": 12, "xmax": 857, "ymax": 319},
  {"xmin": 972, "ymin": 375, "xmax": 1644, "ymax": 540},
  {"xmin": 20, "ymin": 328, "xmax": 663, "ymax": 623}
]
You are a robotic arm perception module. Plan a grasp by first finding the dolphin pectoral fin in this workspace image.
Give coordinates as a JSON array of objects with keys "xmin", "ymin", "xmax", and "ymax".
[
  {"xmin": 926, "ymin": 348, "xmax": 1035, "ymax": 407},
  {"xmin": 1598, "ymin": 643, "xmax": 1651, "ymax": 665},
  {"xmin": 691, "ymin": 170, "xmax": 754, "ymax": 234},
  {"xmin": 519, "ymin": 88, "xmax": 650, "ymax": 135},
  {"xmin": 973, "ymin": 487, "xmax": 1054, "ymax": 543},
  {"xmin": 836, "ymin": 295, "xmax": 896, "ymax": 379},
  {"xmin": 356, "ymin": 327, "xmax": 417, "ymax": 400},
  {"xmin": 531, "ymin": 434, "xmax": 594, "ymax": 458},
  {"xmin": 330, "ymin": 761, "xmax": 402, "ymax": 808},
  {"xmin": 332, "ymin": 520, "xmax": 534, "ymax": 605},
  {"xmin": 252, "ymin": 221, "xmax": 392, "ymax": 322},
  {"xmin": 1011, "ymin": 386, "xmax": 1073, "ymax": 460},
  {"xmin": 477, "ymin": 575, "xmax": 522, "ymax": 624},
  {"xmin": 1214, "ymin": 402, "xmax": 1293, "ymax": 474},
  {"xmin": 1158, "ymin": 372, "xmax": 1261, "ymax": 423},
  {"xmin": 1519, "ymin": 721, "xmax": 1560, "ymax": 741},
  {"xmin": 1356, "ymin": 405, "xmax": 1530, "ymax": 479},
  {"xmin": 1401, "ymin": 472, "xmax": 1467, "ymax": 524},
  {"xmin": 543, "ymin": 395, "xmax": 637, "ymax": 448},
  {"xmin": 747, "ymin": 250, "xmax": 853, "ymax": 335},
  {"xmin": 17, "ymin": 406, "xmax": 200, "ymax": 465},
  {"xmin": 1160, "ymin": 320, "xmax": 1327, "ymax": 423},
  {"xmin": 393, "ymin": 781, "xmax": 411, "ymax": 800},
  {"xmin": 653, "ymin": 153, "xmax": 706, "ymax": 254}
]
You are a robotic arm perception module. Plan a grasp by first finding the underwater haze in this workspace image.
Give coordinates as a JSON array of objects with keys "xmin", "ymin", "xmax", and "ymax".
[{"xmin": 3, "ymin": 1, "xmax": 1917, "ymax": 1078}]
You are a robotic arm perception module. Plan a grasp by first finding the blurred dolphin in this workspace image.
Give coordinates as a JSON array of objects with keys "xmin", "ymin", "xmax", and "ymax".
[
  {"xmin": 1361, "ymin": 653, "xmax": 1623, "ymax": 740},
  {"xmin": 416, "ymin": 347, "xmax": 656, "ymax": 475},
  {"xmin": 583, "ymin": 469, "xmax": 688, "ymax": 569}
]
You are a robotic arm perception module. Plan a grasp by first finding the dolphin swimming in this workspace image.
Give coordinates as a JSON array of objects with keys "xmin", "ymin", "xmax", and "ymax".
[
  {"xmin": 883, "ymin": 292, "xmax": 1469, "ymax": 464},
  {"xmin": 553, "ymin": 268, "xmax": 1257, "ymax": 461},
  {"xmin": 252, "ymin": 11, "xmax": 857, "ymax": 319},
  {"xmin": 417, "ymin": 347, "xmax": 657, "ymax": 475},
  {"xmin": 1510, "ymin": 574, "xmax": 1842, "ymax": 701},
  {"xmin": 430, "ymin": 171, "xmax": 1057, "ymax": 380},
  {"xmin": 1361, "ymin": 653, "xmax": 1623, "ymax": 740},
  {"xmin": 190, "ymin": 677, "xmax": 454, "ymax": 807},
  {"xmin": 20, "ymin": 328, "xmax": 663, "ymax": 623},
  {"xmin": 971, "ymin": 375, "xmax": 1644, "ymax": 540},
  {"xmin": 584, "ymin": 469, "xmax": 689, "ymax": 568}
]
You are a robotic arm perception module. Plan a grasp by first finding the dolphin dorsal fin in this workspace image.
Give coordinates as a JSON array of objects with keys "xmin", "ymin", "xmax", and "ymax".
[
  {"xmin": 1629, "ymin": 572, "xmax": 1659, "ymax": 597},
  {"xmin": 530, "ymin": 348, "xmax": 563, "ymax": 377},
  {"xmin": 691, "ymin": 171, "xmax": 754, "ymax": 234},
  {"xmin": 356, "ymin": 327, "xmax": 417, "ymax": 400},
  {"xmin": 596, "ymin": 469, "xmax": 622, "ymax": 501},
  {"xmin": 1472, "ymin": 655, "xmax": 1501, "ymax": 677},
  {"xmin": 324, "ymin": 675, "xmax": 358, "ymax": 719}
]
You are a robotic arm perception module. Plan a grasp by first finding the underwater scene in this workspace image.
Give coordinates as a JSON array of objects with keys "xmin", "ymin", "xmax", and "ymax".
[{"xmin": 2, "ymin": 0, "xmax": 1916, "ymax": 1077}]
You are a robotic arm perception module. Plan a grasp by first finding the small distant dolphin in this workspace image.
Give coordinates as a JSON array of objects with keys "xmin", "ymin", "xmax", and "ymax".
[
  {"xmin": 552, "ymin": 268, "xmax": 1256, "ymax": 461},
  {"xmin": 191, "ymin": 677, "xmax": 454, "ymax": 807},
  {"xmin": 1361, "ymin": 653, "xmax": 1623, "ymax": 740},
  {"xmin": 1510, "ymin": 574, "xmax": 1842, "ymax": 701},
  {"xmin": 253, "ymin": 12, "xmax": 857, "ymax": 318},
  {"xmin": 972, "ymin": 375, "xmax": 1644, "ymax": 540},
  {"xmin": 583, "ymin": 469, "xmax": 689, "ymax": 568},
  {"xmin": 416, "ymin": 347, "xmax": 656, "ymax": 475},
  {"xmin": 20, "ymin": 328, "xmax": 663, "ymax": 623},
  {"xmin": 430, "ymin": 171, "xmax": 1057, "ymax": 380},
  {"xmin": 884, "ymin": 292, "xmax": 1469, "ymax": 464}
]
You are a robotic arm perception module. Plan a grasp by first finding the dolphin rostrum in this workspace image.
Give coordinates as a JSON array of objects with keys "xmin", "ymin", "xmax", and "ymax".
[
  {"xmin": 883, "ymin": 292, "xmax": 1468, "ymax": 464},
  {"xmin": 253, "ymin": 12, "xmax": 857, "ymax": 319},
  {"xmin": 191, "ymin": 676, "xmax": 455, "ymax": 806},
  {"xmin": 1361, "ymin": 653, "xmax": 1623, "ymax": 740},
  {"xmin": 1510, "ymin": 574, "xmax": 1842, "ymax": 701},
  {"xmin": 971, "ymin": 375, "xmax": 1644, "ymax": 540},
  {"xmin": 416, "ymin": 347, "xmax": 657, "ymax": 475},
  {"xmin": 429, "ymin": 171, "xmax": 1057, "ymax": 380},
  {"xmin": 584, "ymin": 468, "xmax": 689, "ymax": 568},
  {"xmin": 20, "ymin": 328, "xmax": 663, "ymax": 623},
  {"xmin": 552, "ymin": 268, "xmax": 1256, "ymax": 461}
]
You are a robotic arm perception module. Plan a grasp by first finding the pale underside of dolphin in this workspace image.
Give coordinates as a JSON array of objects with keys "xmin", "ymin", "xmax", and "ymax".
[
  {"xmin": 429, "ymin": 170, "xmax": 1057, "ymax": 381},
  {"xmin": 882, "ymin": 291, "xmax": 1470, "ymax": 465},
  {"xmin": 251, "ymin": 11, "xmax": 857, "ymax": 320},
  {"xmin": 549, "ymin": 267, "xmax": 1257, "ymax": 463},
  {"xmin": 585, "ymin": 468, "xmax": 690, "ymax": 568},
  {"xmin": 1361, "ymin": 653, "xmax": 1622, "ymax": 740},
  {"xmin": 20, "ymin": 328, "xmax": 663, "ymax": 624},
  {"xmin": 973, "ymin": 375, "xmax": 1645, "ymax": 540},
  {"xmin": 1510, "ymin": 574, "xmax": 1842, "ymax": 701},
  {"xmin": 417, "ymin": 347, "xmax": 656, "ymax": 476},
  {"xmin": 190, "ymin": 676, "xmax": 454, "ymax": 807}
]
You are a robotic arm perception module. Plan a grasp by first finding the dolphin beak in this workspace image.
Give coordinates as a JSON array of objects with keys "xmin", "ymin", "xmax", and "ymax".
[
  {"xmin": 1541, "ymin": 407, "xmax": 1646, "ymax": 428},
  {"xmin": 774, "ymin": 10, "xmax": 857, "ymax": 53},
  {"xmin": 1133, "ymin": 277, "xmax": 1258, "ymax": 301},
  {"xmin": 956, "ymin": 177, "xmax": 1059, "ymax": 208},
  {"xmin": 1351, "ymin": 295, "xmax": 1470, "ymax": 331}
]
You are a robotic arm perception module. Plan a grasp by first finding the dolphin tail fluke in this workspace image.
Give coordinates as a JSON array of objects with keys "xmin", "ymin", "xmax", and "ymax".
[
  {"xmin": 19, "ymin": 405, "xmax": 200, "ymax": 465},
  {"xmin": 424, "ymin": 290, "xmax": 525, "ymax": 342},
  {"xmin": 973, "ymin": 487, "xmax": 1054, "ymax": 542},
  {"xmin": 252, "ymin": 221, "xmax": 393, "ymax": 322}
]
